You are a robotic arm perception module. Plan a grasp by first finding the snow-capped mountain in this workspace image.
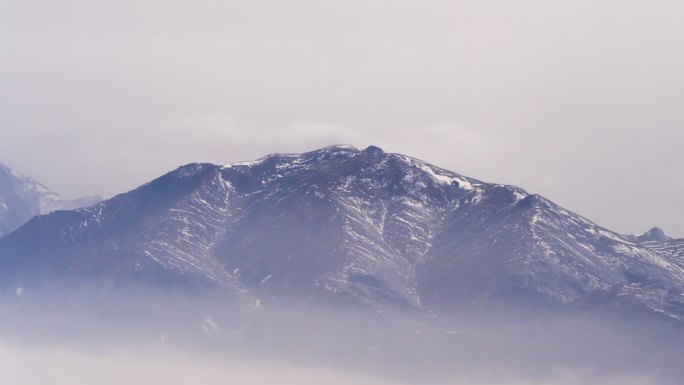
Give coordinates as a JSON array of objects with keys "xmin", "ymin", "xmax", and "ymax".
[
  {"xmin": 0, "ymin": 146, "xmax": 682, "ymax": 320},
  {"xmin": 0, "ymin": 163, "xmax": 101, "ymax": 238}
]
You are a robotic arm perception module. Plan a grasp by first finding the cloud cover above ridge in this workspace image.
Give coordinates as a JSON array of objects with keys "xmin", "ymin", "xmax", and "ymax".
[{"xmin": 1, "ymin": 0, "xmax": 683, "ymax": 235}]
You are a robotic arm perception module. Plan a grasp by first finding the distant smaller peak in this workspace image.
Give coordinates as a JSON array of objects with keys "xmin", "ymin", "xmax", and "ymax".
[
  {"xmin": 0, "ymin": 162, "xmax": 17, "ymax": 174},
  {"xmin": 0, "ymin": 163, "xmax": 27, "ymax": 180},
  {"xmin": 637, "ymin": 227, "xmax": 671, "ymax": 242}
]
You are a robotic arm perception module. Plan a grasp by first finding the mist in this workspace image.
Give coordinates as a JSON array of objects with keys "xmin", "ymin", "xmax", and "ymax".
[
  {"xmin": 1, "ymin": 287, "xmax": 682, "ymax": 385},
  {"xmin": 0, "ymin": 346, "xmax": 403, "ymax": 385},
  {"xmin": 0, "ymin": 345, "xmax": 669, "ymax": 385},
  {"xmin": 1, "ymin": 1, "xmax": 683, "ymax": 383}
]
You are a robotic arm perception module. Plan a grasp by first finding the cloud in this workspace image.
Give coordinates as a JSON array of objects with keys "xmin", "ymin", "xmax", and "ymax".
[
  {"xmin": 1, "ymin": 0, "xmax": 683, "ymax": 235},
  {"xmin": 0, "ymin": 344, "xmax": 670, "ymax": 385},
  {"xmin": 1, "ymin": 290, "xmax": 681, "ymax": 385},
  {"xmin": 0, "ymin": 345, "xmax": 404, "ymax": 385}
]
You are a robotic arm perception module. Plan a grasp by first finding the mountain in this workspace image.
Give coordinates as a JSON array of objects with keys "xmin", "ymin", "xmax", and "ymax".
[
  {"xmin": 0, "ymin": 146, "xmax": 682, "ymax": 321},
  {"xmin": 0, "ymin": 163, "xmax": 101, "ymax": 238}
]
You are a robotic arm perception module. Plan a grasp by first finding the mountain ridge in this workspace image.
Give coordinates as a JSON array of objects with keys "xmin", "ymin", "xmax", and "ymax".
[{"xmin": 0, "ymin": 145, "xmax": 682, "ymax": 321}]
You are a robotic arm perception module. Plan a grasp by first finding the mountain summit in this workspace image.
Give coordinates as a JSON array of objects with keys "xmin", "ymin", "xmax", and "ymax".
[
  {"xmin": 0, "ymin": 146, "xmax": 682, "ymax": 320},
  {"xmin": 636, "ymin": 227, "xmax": 672, "ymax": 243}
]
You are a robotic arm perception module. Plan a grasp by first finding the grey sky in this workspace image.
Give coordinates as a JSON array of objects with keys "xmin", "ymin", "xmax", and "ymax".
[{"xmin": 1, "ymin": 0, "xmax": 682, "ymax": 236}]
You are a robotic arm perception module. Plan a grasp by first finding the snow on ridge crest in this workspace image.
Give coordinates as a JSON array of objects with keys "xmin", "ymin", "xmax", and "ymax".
[
  {"xmin": 416, "ymin": 163, "xmax": 475, "ymax": 190},
  {"xmin": 221, "ymin": 145, "xmax": 360, "ymax": 170}
]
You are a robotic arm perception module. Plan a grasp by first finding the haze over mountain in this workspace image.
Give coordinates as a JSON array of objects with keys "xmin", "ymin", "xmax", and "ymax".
[
  {"xmin": 0, "ymin": 163, "xmax": 101, "ymax": 238},
  {"xmin": 0, "ymin": 145, "xmax": 682, "ymax": 323}
]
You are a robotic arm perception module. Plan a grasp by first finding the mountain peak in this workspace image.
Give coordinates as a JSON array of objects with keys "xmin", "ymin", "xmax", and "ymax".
[
  {"xmin": 0, "ymin": 162, "xmax": 102, "ymax": 237},
  {"xmin": 0, "ymin": 162, "xmax": 24, "ymax": 180},
  {"xmin": 637, "ymin": 227, "xmax": 672, "ymax": 242},
  {"xmin": 363, "ymin": 145, "xmax": 384, "ymax": 154}
]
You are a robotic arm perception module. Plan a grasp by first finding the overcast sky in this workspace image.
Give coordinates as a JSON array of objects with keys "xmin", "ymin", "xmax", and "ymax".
[{"xmin": 1, "ymin": 0, "xmax": 682, "ymax": 236}]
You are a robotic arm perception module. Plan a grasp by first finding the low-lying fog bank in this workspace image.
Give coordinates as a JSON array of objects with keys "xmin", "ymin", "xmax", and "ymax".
[
  {"xmin": 0, "ymin": 344, "xmax": 671, "ymax": 385},
  {"xmin": 1, "ymin": 289, "xmax": 682, "ymax": 384}
]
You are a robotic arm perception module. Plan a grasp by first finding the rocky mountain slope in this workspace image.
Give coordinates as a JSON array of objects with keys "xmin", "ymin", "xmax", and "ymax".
[{"xmin": 0, "ymin": 146, "xmax": 682, "ymax": 320}]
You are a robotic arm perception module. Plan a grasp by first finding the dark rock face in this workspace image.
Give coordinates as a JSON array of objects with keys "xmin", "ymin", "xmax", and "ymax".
[
  {"xmin": 0, "ymin": 146, "xmax": 682, "ymax": 320},
  {"xmin": 0, "ymin": 163, "xmax": 101, "ymax": 238}
]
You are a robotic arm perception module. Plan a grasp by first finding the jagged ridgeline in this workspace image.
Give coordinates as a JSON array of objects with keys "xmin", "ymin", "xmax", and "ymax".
[{"xmin": 0, "ymin": 146, "xmax": 682, "ymax": 321}]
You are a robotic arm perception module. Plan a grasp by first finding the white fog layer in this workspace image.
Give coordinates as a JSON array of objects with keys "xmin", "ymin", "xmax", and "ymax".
[
  {"xmin": 0, "ymin": 346, "xmax": 668, "ymax": 385},
  {"xmin": 1, "ymin": 291, "xmax": 682, "ymax": 385}
]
